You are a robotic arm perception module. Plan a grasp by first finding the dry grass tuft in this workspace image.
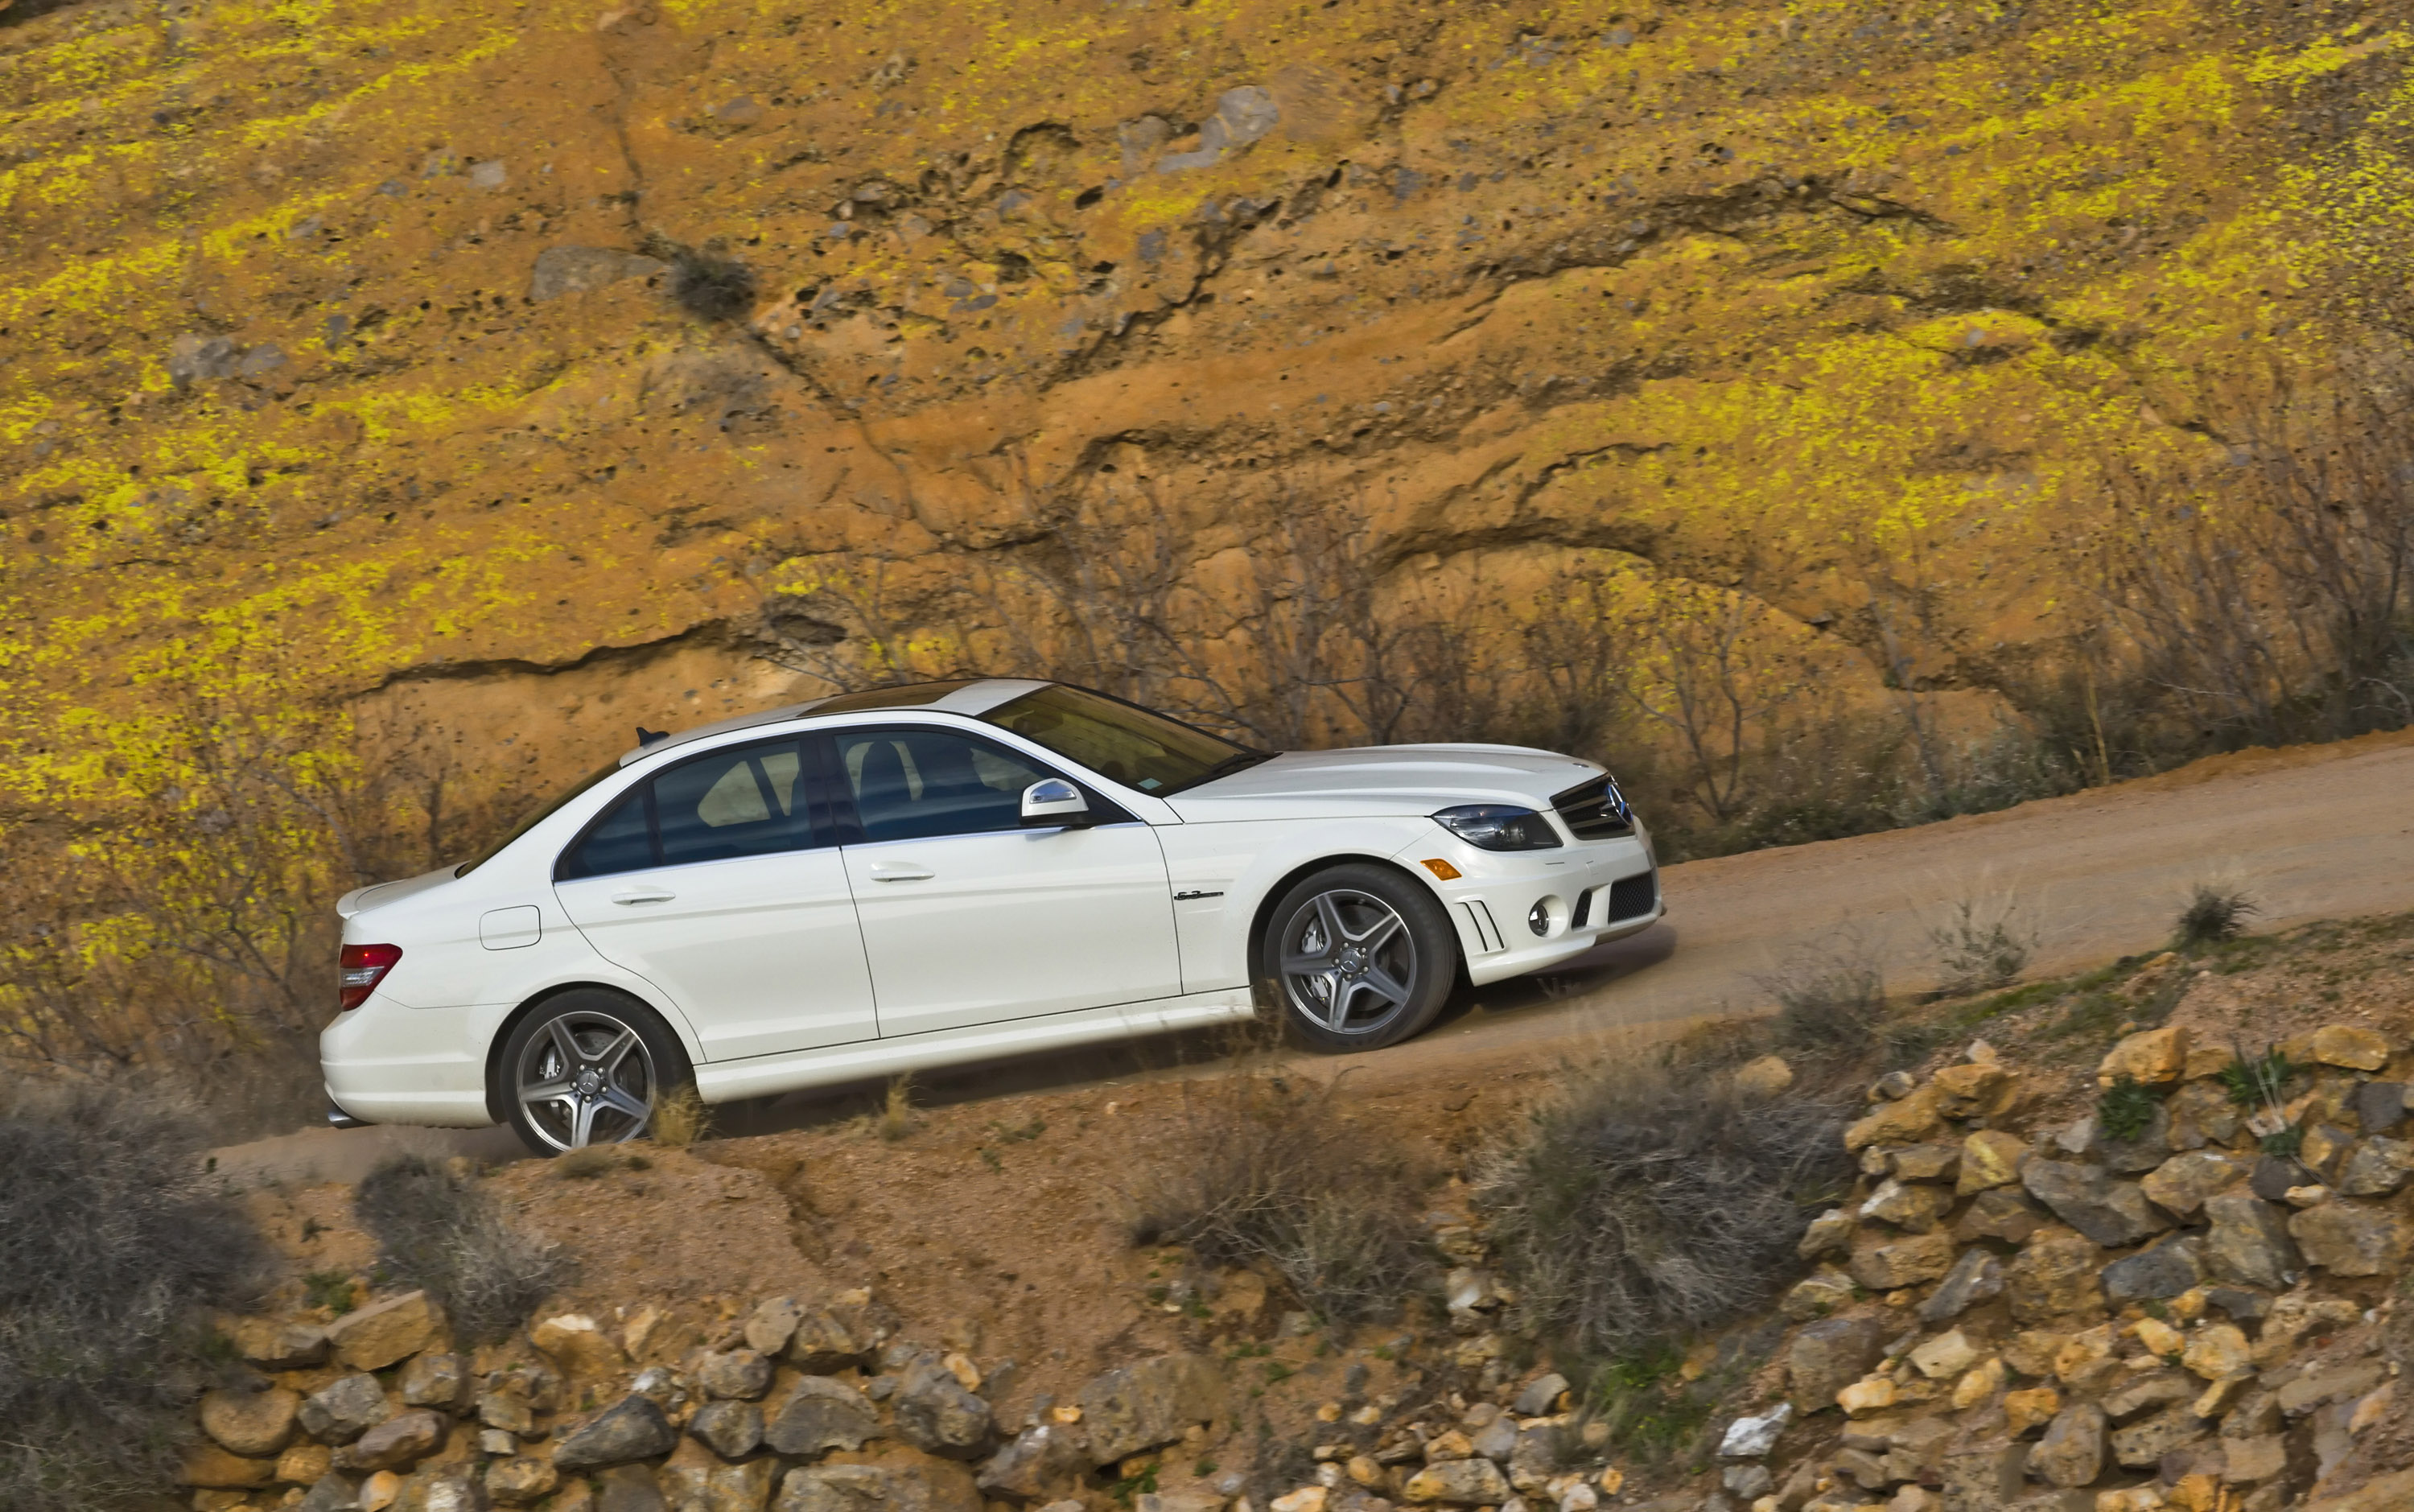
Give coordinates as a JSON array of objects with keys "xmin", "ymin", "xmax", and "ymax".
[
  {"xmin": 1753, "ymin": 933, "xmax": 1889, "ymax": 1053},
  {"xmin": 1926, "ymin": 893, "xmax": 2041, "ymax": 998},
  {"xmin": 2174, "ymin": 882, "xmax": 2260, "ymax": 948},
  {"xmin": 878, "ymin": 1074, "xmax": 917, "ymax": 1143},
  {"xmin": 1124, "ymin": 1072, "xmax": 1432, "ymax": 1324},
  {"xmin": 649, "ymin": 1085, "xmax": 711, "ymax": 1149},
  {"xmin": 353, "ymin": 1154, "xmax": 571, "ymax": 1342}
]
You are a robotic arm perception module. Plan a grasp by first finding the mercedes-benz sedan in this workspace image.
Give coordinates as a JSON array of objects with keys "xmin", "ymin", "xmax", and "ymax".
[{"xmin": 323, "ymin": 679, "xmax": 1662, "ymax": 1152}]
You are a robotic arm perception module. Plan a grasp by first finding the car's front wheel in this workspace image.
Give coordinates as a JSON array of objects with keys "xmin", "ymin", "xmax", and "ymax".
[
  {"xmin": 1258, "ymin": 863, "xmax": 1458, "ymax": 1051},
  {"xmin": 498, "ymin": 989, "xmax": 691, "ymax": 1156}
]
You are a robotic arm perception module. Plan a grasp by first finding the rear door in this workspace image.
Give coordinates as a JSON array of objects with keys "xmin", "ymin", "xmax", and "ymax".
[
  {"xmin": 553, "ymin": 737, "xmax": 877, "ymax": 1060},
  {"xmin": 826, "ymin": 724, "xmax": 1182, "ymax": 1038}
]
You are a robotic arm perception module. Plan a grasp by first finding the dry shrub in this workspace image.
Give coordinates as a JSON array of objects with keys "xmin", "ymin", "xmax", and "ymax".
[
  {"xmin": 1125, "ymin": 1073, "xmax": 1432, "ymax": 1324},
  {"xmin": 2174, "ymin": 883, "xmax": 2260, "ymax": 948},
  {"xmin": 1926, "ymin": 893, "xmax": 2041, "ymax": 998},
  {"xmin": 878, "ymin": 1074, "xmax": 916, "ymax": 1142},
  {"xmin": 650, "ymin": 1084, "xmax": 711, "ymax": 1149},
  {"xmin": 1753, "ymin": 933, "xmax": 1889, "ymax": 1054},
  {"xmin": 352, "ymin": 1155, "xmax": 571, "ymax": 1343},
  {"xmin": 1476, "ymin": 1059, "xmax": 1852, "ymax": 1362},
  {"xmin": 0, "ymin": 1075, "xmax": 268, "ymax": 1512}
]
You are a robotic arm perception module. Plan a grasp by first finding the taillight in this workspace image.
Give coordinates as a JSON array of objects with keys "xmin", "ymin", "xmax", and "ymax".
[{"xmin": 338, "ymin": 944, "xmax": 403, "ymax": 1011}]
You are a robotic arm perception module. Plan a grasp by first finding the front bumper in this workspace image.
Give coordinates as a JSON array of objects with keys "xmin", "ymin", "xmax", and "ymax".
[{"xmin": 1392, "ymin": 827, "xmax": 1662, "ymax": 987}]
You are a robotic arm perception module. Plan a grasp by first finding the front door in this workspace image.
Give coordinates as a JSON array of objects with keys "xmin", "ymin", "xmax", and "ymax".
[
  {"xmin": 827, "ymin": 725, "xmax": 1182, "ymax": 1038},
  {"xmin": 554, "ymin": 737, "xmax": 878, "ymax": 1061}
]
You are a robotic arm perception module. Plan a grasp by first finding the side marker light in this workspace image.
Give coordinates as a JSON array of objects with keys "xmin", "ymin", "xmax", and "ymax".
[{"xmin": 1419, "ymin": 858, "xmax": 1463, "ymax": 881}]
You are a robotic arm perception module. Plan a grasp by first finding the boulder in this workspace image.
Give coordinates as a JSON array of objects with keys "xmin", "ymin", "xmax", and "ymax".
[
  {"xmin": 1957, "ymin": 1131, "xmax": 2029, "ymax": 1194},
  {"xmin": 554, "ymin": 1395, "xmax": 680, "ymax": 1471},
  {"xmin": 400, "ymin": 1353, "xmax": 471, "ymax": 1411},
  {"xmin": 2099, "ymin": 1026, "xmax": 2188, "ymax": 1086},
  {"xmin": 698, "ymin": 1349, "xmax": 774, "ymax": 1401},
  {"xmin": 2311, "ymin": 1025, "xmax": 2390, "ymax": 1071},
  {"xmin": 1917, "ymin": 1248, "xmax": 2004, "ymax": 1325},
  {"xmin": 2288, "ymin": 1201, "xmax": 2412, "ymax": 1275},
  {"xmin": 201, "ymin": 1384, "xmax": 301, "ymax": 1457},
  {"xmin": 774, "ymin": 1461, "xmax": 982, "ymax": 1512},
  {"xmin": 326, "ymin": 1291, "xmax": 445, "ymax": 1372},
  {"xmin": 1077, "ymin": 1353, "xmax": 1225, "ymax": 1465},
  {"xmin": 2140, "ymin": 1151, "xmax": 2251, "ymax": 1217},
  {"xmin": 348, "ymin": 1410, "xmax": 448, "ymax": 1473},
  {"xmin": 2004, "ymin": 1230, "xmax": 2104, "ymax": 1325},
  {"xmin": 1786, "ymin": 1316, "xmax": 1885, "ymax": 1411},
  {"xmin": 2102, "ymin": 1237, "xmax": 2206, "ymax": 1304},
  {"xmin": 300, "ymin": 1374, "xmax": 392, "ymax": 1444},
  {"xmin": 1848, "ymin": 1228, "xmax": 1959, "ymax": 1290},
  {"xmin": 2020, "ymin": 1161, "xmax": 2172, "ymax": 1247},
  {"xmin": 2027, "ymin": 1403, "xmax": 2105, "ymax": 1488},
  {"xmin": 689, "ymin": 1399, "xmax": 764, "ymax": 1459},
  {"xmin": 893, "ymin": 1353, "xmax": 994, "ymax": 1459},
  {"xmin": 2338, "ymin": 1135, "xmax": 2414, "ymax": 1197},
  {"xmin": 1402, "ymin": 1459, "xmax": 1512, "ymax": 1505},
  {"xmin": 2202, "ymin": 1194, "xmax": 2302, "ymax": 1289},
  {"xmin": 763, "ymin": 1377, "xmax": 880, "ymax": 1458}
]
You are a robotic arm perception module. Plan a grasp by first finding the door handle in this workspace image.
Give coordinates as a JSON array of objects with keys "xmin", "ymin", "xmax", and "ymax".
[
  {"xmin": 611, "ymin": 888, "xmax": 677, "ymax": 905},
  {"xmin": 867, "ymin": 863, "xmax": 934, "ymax": 882}
]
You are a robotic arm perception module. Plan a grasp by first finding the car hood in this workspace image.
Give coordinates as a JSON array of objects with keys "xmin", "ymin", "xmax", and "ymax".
[
  {"xmin": 336, "ymin": 866, "xmax": 459, "ymax": 921},
  {"xmin": 1164, "ymin": 744, "xmax": 1601, "ymax": 820}
]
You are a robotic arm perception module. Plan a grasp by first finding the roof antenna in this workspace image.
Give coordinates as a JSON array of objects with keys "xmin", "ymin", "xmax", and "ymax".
[{"xmin": 636, "ymin": 726, "xmax": 669, "ymax": 746}]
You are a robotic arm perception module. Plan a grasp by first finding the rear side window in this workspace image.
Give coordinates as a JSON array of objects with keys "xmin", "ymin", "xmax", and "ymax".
[{"xmin": 556, "ymin": 740, "xmax": 818, "ymax": 880}]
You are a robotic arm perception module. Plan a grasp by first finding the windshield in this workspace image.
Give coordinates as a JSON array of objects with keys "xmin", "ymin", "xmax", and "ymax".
[
  {"xmin": 980, "ymin": 685, "xmax": 1264, "ymax": 795},
  {"xmin": 455, "ymin": 760, "xmax": 626, "ymax": 876}
]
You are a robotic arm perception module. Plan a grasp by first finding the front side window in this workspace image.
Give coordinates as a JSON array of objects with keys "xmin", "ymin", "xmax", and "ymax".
[
  {"xmin": 980, "ymin": 684, "xmax": 1261, "ymax": 793},
  {"xmin": 557, "ymin": 740, "xmax": 814, "ymax": 880},
  {"xmin": 834, "ymin": 728, "xmax": 1057, "ymax": 843}
]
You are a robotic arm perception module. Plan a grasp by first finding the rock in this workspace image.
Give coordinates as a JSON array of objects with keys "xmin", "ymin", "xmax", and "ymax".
[
  {"xmin": 2099, "ymin": 1026, "xmax": 2189, "ymax": 1086},
  {"xmin": 1934, "ymin": 1061, "xmax": 2017, "ymax": 1119},
  {"xmin": 1423, "ymin": 1428, "xmax": 1474, "ymax": 1461},
  {"xmin": 1951, "ymin": 1356, "xmax": 2006, "ymax": 1409},
  {"xmin": 2102, "ymin": 1372, "xmax": 2194, "ymax": 1423},
  {"xmin": 301, "ymin": 1374, "xmax": 392, "ymax": 1444},
  {"xmin": 2181, "ymin": 1324, "xmax": 2251, "ymax": 1382},
  {"xmin": 894, "ymin": 1352, "xmax": 993, "ymax": 1458},
  {"xmin": 2097, "ymin": 1104, "xmax": 2175, "ymax": 1175},
  {"xmin": 978, "ymin": 1422, "xmax": 1089, "ymax": 1499},
  {"xmin": 181, "ymin": 1441, "xmax": 276, "ymax": 1488},
  {"xmin": 2204, "ymin": 1287, "xmax": 2271, "ymax": 1324},
  {"xmin": 698, "ymin": 1349, "xmax": 773, "ymax": 1401},
  {"xmin": 1956, "ymin": 1131, "xmax": 2029, "ymax": 1194},
  {"xmin": 2028, "ymin": 1403, "xmax": 2106, "ymax": 1487},
  {"xmin": 1798, "ymin": 1208, "xmax": 1855, "ymax": 1259},
  {"xmin": 529, "ymin": 246, "xmax": 669, "ymax": 303},
  {"xmin": 1956, "ymin": 1188, "xmax": 2050, "ymax": 1245},
  {"xmin": 1910, "ymin": 1330, "xmax": 1980, "ymax": 1379},
  {"xmin": 1918, "ymin": 1247, "xmax": 2004, "ymax": 1324},
  {"xmin": 324, "ymin": 1292, "xmax": 444, "ymax": 1373},
  {"xmin": 1786, "ymin": 1316, "xmax": 1885, "ymax": 1410},
  {"xmin": 1402, "ymin": 1459, "xmax": 1511, "ymax": 1504},
  {"xmin": 1271, "ymin": 1491, "xmax": 1326, "ymax": 1512},
  {"xmin": 1938, "ymin": 1444, "xmax": 2026, "ymax": 1510},
  {"xmin": 555, "ymin": 1395, "xmax": 680, "ymax": 1471},
  {"xmin": 2168, "ymin": 1081, "xmax": 2243, "ymax": 1150},
  {"xmin": 2289, "ymin": 1201, "xmax": 2411, "ymax": 1275},
  {"xmin": 2353, "ymin": 1081, "xmax": 2406, "ymax": 1135},
  {"xmin": 1838, "ymin": 1375, "xmax": 1897, "ymax": 1415},
  {"xmin": 1848, "ymin": 1228, "xmax": 1959, "ymax": 1289},
  {"xmin": 2222, "ymin": 1434, "xmax": 2287, "ymax": 1483},
  {"xmin": 2140, "ymin": 1151, "xmax": 2250, "ymax": 1217},
  {"xmin": 231, "ymin": 1317, "xmax": 331, "ymax": 1370},
  {"xmin": 1861, "ymin": 1178, "xmax": 1952, "ymax": 1232},
  {"xmin": 2276, "ymin": 1360, "xmax": 2386, "ymax": 1417},
  {"xmin": 661, "ymin": 1439, "xmax": 780, "ymax": 1512},
  {"xmin": 533, "ymin": 1314, "xmax": 627, "ymax": 1378},
  {"xmin": 1717, "ymin": 1402, "xmax": 1791, "ymax": 1459},
  {"xmin": 1512, "ymin": 1373, "xmax": 1570, "ymax": 1417},
  {"xmin": 202, "ymin": 1384, "xmax": 301, "ymax": 1457},
  {"xmin": 299, "ymin": 1474, "xmax": 362, "ymax": 1512},
  {"xmin": 2247, "ymin": 1155, "xmax": 2300, "ymax": 1201},
  {"xmin": 1733, "ymin": 1054, "xmax": 1794, "ymax": 1098},
  {"xmin": 1892, "ymin": 1143, "xmax": 1963, "ymax": 1183},
  {"xmin": 393, "ymin": 1465, "xmax": 491, "ymax": 1512},
  {"xmin": 745, "ymin": 1297, "xmax": 803, "ymax": 1357},
  {"xmin": 2339, "ymin": 1135, "xmax": 2414, "ymax": 1196},
  {"xmin": 400, "ymin": 1353, "xmax": 470, "ymax": 1411},
  {"xmin": 477, "ymin": 1392, "xmax": 535, "ymax": 1435},
  {"xmin": 488, "ymin": 1362, "xmax": 562, "ymax": 1415},
  {"xmin": 1782, "ymin": 1265, "xmax": 1859, "ymax": 1321},
  {"xmin": 2311, "ymin": 1025, "xmax": 2390, "ymax": 1071},
  {"xmin": 594, "ymin": 1465, "xmax": 665, "ymax": 1512},
  {"xmin": 2108, "ymin": 1405, "xmax": 2208, "ymax": 1468},
  {"xmin": 2103, "ymin": 1237, "xmax": 2206, "ymax": 1304},
  {"xmin": 1077, "ymin": 1353, "xmax": 1224, "ymax": 1465},
  {"xmin": 2004, "ymin": 1386, "xmax": 2062, "ymax": 1436},
  {"xmin": 2202, "ymin": 1195, "xmax": 2302, "ymax": 1290},
  {"xmin": 788, "ymin": 1304, "xmax": 875, "ymax": 1371},
  {"xmin": 486, "ymin": 1458, "xmax": 558, "ymax": 1506},
  {"xmin": 279, "ymin": 1444, "xmax": 336, "ymax": 1485},
  {"xmin": 774, "ymin": 1462, "xmax": 982, "ymax": 1512},
  {"xmin": 2005, "ymin": 1230, "xmax": 2105, "ymax": 1325},
  {"xmin": 1847, "ymin": 1084, "xmax": 1945, "ymax": 1151},
  {"xmin": 2301, "ymin": 1123, "xmax": 2357, "ymax": 1180},
  {"xmin": 348, "ymin": 1411, "xmax": 447, "ymax": 1473},
  {"xmin": 764, "ymin": 1376, "xmax": 880, "ymax": 1457},
  {"xmin": 690, "ymin": 1399, "xmax": 764, "ymax": 1459},
  {"xmin": 2020, "ymin": 1162, "xmax": 2172, "ymax": 1247}
]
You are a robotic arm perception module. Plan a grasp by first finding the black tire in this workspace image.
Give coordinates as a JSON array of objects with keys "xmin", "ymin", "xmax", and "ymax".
[
  {"xmin": 1256, "ymin": 863, "xmax": 1459, "ymax": 1051},
  {"xmin": 497, "ymin": 988, "xmax": 692, "ymax": 1156}
]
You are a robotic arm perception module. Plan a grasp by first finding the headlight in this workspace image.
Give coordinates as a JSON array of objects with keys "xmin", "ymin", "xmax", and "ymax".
[{"xmin": 1431, "ymin": 805, "xmax": 1563, "ymax": 851}]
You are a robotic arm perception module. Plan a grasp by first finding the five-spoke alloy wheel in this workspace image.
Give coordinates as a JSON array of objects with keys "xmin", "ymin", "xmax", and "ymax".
[
  {"xmin": 498, "ymin": 989, "xmax": 690, "ymax": 1155},
  {"xmin": 1259, "ymin": 863, "xmax": 1457, "ymax": 1050}
]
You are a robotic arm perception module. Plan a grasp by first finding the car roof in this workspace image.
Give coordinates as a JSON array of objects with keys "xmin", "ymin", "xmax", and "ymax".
[{"xmin": 615, "ymin": 678, "xmax": 1048, "ymax": 765}]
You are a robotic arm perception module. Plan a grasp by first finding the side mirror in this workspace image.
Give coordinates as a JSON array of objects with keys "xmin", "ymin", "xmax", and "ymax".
[{"xmin": 1020, "ymin": 778, "xmax": 1091, "ymax": 827}]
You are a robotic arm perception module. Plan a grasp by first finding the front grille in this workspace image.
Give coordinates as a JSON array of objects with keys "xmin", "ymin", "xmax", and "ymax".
[
  {"xmin": 1552, "ymin": 775, "xmax": 1635, "ymax": 839},
  {"xmin": 1603, "ymin": 872, "xmax": 1658, "ymax": 923}
]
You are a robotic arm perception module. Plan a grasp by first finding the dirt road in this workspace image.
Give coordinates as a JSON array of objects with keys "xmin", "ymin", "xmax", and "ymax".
[{"xmin": 212, "ymin": 731, "xmax": 2414, "ymax": 1182}]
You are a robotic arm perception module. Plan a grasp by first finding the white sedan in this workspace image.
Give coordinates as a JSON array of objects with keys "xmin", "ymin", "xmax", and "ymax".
[{"xmin": 323, "ymin": 679, "xmax": 1662, "ymax": 1153}]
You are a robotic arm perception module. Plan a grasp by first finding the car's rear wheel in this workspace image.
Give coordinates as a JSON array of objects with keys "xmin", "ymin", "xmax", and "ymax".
[
  {"xmin": 499, "ymin": 989, "xmax": 691, "ymax": 1156},
  {"xmin": 1258, "ymin": 863, "xmax": 1458, "ymax": 1051}
]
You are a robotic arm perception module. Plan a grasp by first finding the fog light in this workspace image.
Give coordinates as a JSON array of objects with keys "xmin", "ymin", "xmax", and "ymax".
[{"xmin": 1528, "ymin": 901, "xmax": 1551, "ymax": 937}]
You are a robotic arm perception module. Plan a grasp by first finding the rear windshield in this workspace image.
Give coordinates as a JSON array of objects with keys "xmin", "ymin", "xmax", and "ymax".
[
  {"xmin": 980, "ymin": 685, "xmax": 1259, "ymax": 794},
  {"xmin": 455, "ymin": 760, "xmax": 625, "ymax": 876}
]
